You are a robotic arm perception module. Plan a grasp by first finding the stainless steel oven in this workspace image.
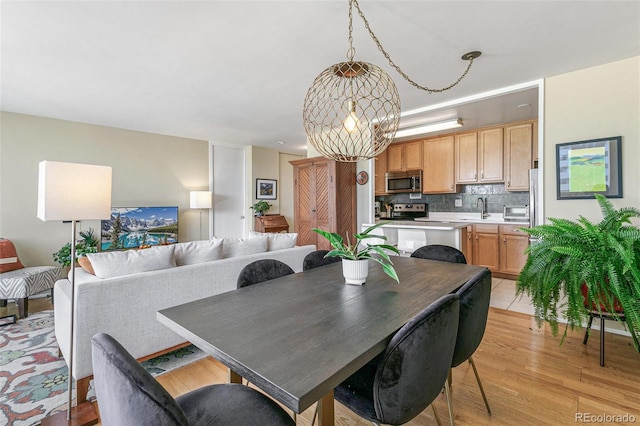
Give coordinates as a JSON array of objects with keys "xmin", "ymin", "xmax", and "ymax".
[{"xmin": 385, "ymin": 170, "xmax": 422, "ymax": 193}]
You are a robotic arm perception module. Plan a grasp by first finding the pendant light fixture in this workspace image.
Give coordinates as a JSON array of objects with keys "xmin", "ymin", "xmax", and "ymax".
[{"xmin": 303, "ymin": 0, "xmax": 481, "ymax": 162}]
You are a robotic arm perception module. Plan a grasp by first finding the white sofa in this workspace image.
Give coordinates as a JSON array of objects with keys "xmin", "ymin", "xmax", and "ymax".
[{"xmin": 53, "ymin": 236, "xmax": 315, "ymax": 402}]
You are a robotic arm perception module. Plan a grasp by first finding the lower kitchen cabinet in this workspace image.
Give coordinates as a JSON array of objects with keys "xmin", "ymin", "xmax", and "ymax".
[{"xmin": 468, "ymin": 224, "xmax": 529, "ymax": 279}]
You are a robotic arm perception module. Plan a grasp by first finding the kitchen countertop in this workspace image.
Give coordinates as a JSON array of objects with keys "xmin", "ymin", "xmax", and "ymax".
[
  {"xmin": 371, "ymin": 220, "xmax": 467, "ymax": 230},
  {"xmin": 374, "ymin": 212, "xmax": 529, "ymax": 227}
]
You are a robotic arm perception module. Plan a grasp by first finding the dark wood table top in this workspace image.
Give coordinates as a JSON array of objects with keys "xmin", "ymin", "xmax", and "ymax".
[{"xmin": 157, "ymin": 256, "xmax": 486, "ymax": 414}]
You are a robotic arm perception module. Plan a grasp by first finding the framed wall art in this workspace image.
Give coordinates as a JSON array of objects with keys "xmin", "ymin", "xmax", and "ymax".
[
  {"xmin": 256, "ymin": 178, "xmax": 277, "ymax": 200},
  {"xmin": 556, "ymin": 136, "xmax": 622, "ymax": 200}
]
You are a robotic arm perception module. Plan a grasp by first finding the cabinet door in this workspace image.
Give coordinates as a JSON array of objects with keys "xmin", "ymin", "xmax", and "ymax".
[
  {"xmin": 478, "ymin": 127, "xmax": 503, "ymax": 182},
  {"xmin": 404, "ymin": 140, "xmax": 423, "ymax": 170},
  {"xmin": 455, "ymin": 132, "xmax": 478, "ymax": 183},
  {"xmin": 423, "ymin": 136, "xmax": 456, "ymax": 193},
  {"xmin": 294, "ymin": 164, "xmax": 316, "ymax": 247},
  {"xmin": 499, "ymin": 225, "xmax": 529, "ymax": 275},
  {"xmin": 461, "ymin": 225, "xmax": 473, "ymax": 265},
  {"xmin": 314, "ymin": 162, "xmax": 332, "ymax": 250},
  {"xmin": 375, "ymin": 151, "xmax": 388, "ymax": 195},
  {"xmin": 387, "ymin": 144, "xmax": 404, "ymax": 172},
  {"xmin": 473, "ymin": 225, "xmax": 500, "ymax": 272},
  {"xmin": 504, "ymin": 123, "xmax": 533, "ymax": 191}
]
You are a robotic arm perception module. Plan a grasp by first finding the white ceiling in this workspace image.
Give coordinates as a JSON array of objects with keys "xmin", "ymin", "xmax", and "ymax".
[{"xmin": 2, "ymin": 1, "xmax": 639, "ymax": 156}]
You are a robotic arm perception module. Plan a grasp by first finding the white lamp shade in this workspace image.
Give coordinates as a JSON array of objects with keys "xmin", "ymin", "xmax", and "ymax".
[
  {"xmin": 190, "ymin": 191, "xmax": 212, "ymax": 209},
  {"xmin": 37, "ymin": 161, "xmax": 112, "ymax": 221}
]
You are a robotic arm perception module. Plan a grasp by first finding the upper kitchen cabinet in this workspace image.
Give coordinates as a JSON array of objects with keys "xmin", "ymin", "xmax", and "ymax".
[
  {"xmin": 387, "ymin": 140, "xmax": 422, "ymax": 172},
  {"xmin": 374, "ymin": 150, "xmax": 388, "ymax": 195},
  {"xmin": 422, "ymin": 135, "xmax": 458, "ymax": 194},
  {"xmin": 504, "ymin": 121, "xmax": 536, "ymax": 191},
  {"xmin": 455, "ymin": 128, "xmax": 503, "ymax": 184}
]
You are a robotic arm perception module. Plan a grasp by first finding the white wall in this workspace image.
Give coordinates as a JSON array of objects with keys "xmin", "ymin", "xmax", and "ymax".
[
  {"xmin": 544, "ymin": 56, "xmax": 640, "ymax": 222},
  {"xmin": 0, "ymin": 112, "xmax": 209, "ymax": 265}
]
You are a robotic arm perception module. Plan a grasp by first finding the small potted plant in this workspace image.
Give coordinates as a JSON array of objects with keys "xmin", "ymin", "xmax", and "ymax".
[
  {"xmin": 53, "ymin": 228, "xmax": 99, "ymax": 267},
  {"xmin": 516, "ymin": 194, "xmax": 640, "ymax": 349},
  {"xmin": 313, "ymin": 222, "xmax": 400, "ymax": 285},
  {"xmin": 250, "ymin": 201, "xmax": 272, "ymax": 217}
]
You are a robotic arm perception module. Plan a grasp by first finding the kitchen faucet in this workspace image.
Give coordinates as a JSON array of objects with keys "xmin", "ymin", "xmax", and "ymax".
[{"xmin": 476, "ymin": 197, "xmax": 487, "ymax": 219}]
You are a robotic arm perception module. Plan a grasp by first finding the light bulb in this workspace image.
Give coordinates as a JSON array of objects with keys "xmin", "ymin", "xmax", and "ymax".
[{"xmin": 343, "ymin": 100, "xmax": 359, "ymax": 133}]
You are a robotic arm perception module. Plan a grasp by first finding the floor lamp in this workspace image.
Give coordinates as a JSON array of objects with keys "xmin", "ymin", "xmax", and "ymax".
[
  {"xmin": 38, "ymin": 161, "xmax": 112, "ymax": 426},
  {"xmin": 190, "ymin": 191, "xmax": 212, "ymax": 240}
]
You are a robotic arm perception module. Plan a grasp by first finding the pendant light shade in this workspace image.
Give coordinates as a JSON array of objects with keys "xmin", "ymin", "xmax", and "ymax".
[{"xmin": 303, "ymin": 61, "xmax": 400, "ymax": 162}]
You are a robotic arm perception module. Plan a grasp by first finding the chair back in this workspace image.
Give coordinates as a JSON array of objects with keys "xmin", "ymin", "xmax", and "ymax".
[
  {"xmin": 410, "ymin": 244, "xmax": 467, "ymax": 264},
  {"xmin": 92, "ymin": 333, "xmax": 189, "ymax": 426},
  {"xmin": 452, "ymin": 268, "xmax": 491, "ymax": 367},
  {"xmin": 237, "ymin": 259, "xmax": 295, "ymax": 288},
  {"xmin": 373, "ymin": 294, "xmax": 460, "ymax": 425},
  {"xmin": 303, "ymin": 250, "xmax": 341, "ymax": 271}
]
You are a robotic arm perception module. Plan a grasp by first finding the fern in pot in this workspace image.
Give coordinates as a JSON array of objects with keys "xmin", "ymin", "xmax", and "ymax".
[
  {"xmin": 516, "ymin": 194, "xmax": 640, "ymax": 350},
  {"xmin": 312, "ymin": 222, "xmax": 400, "ymax": 285}
]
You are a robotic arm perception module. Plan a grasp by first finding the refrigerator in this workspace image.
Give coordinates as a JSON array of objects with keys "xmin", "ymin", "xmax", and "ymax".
[{"xmin": 528, "ymin": 169, "xmax": 541, "ymax": 241}]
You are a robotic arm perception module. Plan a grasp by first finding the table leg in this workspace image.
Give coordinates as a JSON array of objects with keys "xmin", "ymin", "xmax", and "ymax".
[
  {"xmin": 229, "ymin": 368, "xmax": 243, "ymax": 384},
  {"xmin": 317, "ymin": 390, "xmax": 334, "ymax": 426}
]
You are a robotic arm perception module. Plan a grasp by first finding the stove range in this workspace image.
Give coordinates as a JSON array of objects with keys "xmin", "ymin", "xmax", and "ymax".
[{"xmin": 389, "ymin": 203, "xmax": 428, "ymax": 221}]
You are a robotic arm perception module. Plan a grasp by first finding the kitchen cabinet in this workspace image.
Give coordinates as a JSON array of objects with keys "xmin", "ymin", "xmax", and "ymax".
[
  {"xmin": 468, "ymin": 223, "xmax": 530, "ymax": 278},
  {"xmin": 291, "ymin": 157, "xmax": 356, "ymax": 251},
  {"xmin": 374, "ymin": 150, "xmax": 388, "ymax": 195},
  {"xmin": 387, "ymin": 140, "xmax": 422, "ymax": 172},
  {"xmin": 455, "ymin": 128, "xmax": 503, "ymax": 184},
  {"xmin": 504, "ymin": 122, "xmax": 534, "ymax": 191},
  {"xmin": 499, "ymin": 224, "xmax": 530, "ymax": 275},
  {"xmin": 422, "ymin": 135, "xmax": 459, "ymax": 194}
]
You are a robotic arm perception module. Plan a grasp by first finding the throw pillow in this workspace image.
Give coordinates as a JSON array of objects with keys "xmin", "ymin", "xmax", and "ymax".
[
  {"xmin": 0, "ymin": 238, "xmax": 25, "ymax": 273},
  {"xmin": 87, "ymin": 245, "xmax": 176, "ymax": 279},
  {"xmin": 174, "ymin": 239, "xmax": 223, "ymax": 266},
  {"xmin": 77, "ymin": 256, "xmax": 95, "ymax": 275},
  {"xmin": 222, "ymin": 236, "xmax": 268, "ymax": 258},
  {"xmin": 249, "ymin": 231, "xmax": 298, "ymax": 251}
]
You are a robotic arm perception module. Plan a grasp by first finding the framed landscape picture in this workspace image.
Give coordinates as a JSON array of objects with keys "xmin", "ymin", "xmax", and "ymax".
[
  {"xmin": 256, "ymin": 179, "xmax": 277, "ymax": 200},
  {"xmin": 556, "ymin": 136, "xmax": 622, "ymax": 200}
]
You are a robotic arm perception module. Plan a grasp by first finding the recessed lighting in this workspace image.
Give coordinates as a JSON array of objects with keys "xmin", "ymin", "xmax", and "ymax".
[
  {"xmin": 276, "ymin": 141, "xmax": 286, "ymax": 145},
  {"xmin": 393, "ymin": 118, "xmax": 463, "ymax": 138},
  {"xmin": 516, "ymin": 103, "xmax": 531, "ymax": 109}
]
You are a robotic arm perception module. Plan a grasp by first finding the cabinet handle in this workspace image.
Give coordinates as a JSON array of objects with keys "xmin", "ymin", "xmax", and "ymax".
[
  {"xmin": 481, "ymin": 171, "xmax": 484, "ymax": 179},
  {"xmin": 474, "ymin": 172, "xmax": 477, "ymax": 180},
  {"xmin": 503, "ymin": 238, "xmax": 506, "ymax": 243},
  {"xmin": 507, "ymin": 180, "xmax": 511, "ymax": 187},
  {"xmin": 475, "ymin": 236, "xmax": 478, "ymax": 240}
]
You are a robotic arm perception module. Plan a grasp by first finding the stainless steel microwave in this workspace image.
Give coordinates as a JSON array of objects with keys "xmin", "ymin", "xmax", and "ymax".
[{"xmin": 385, "ymin": 170, "xmax": 422, "ymax": 193}]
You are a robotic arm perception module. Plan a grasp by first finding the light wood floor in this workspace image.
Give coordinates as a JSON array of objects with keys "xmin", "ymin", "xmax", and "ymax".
[{"xmin": 6, "ymin": 287, "xmax": 639, "ymax": 426}]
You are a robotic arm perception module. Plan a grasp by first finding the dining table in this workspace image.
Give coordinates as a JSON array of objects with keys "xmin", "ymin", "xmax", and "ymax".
[{"xmin": 157, "ymin": 255, "xmax": 487, "ymax": 426}]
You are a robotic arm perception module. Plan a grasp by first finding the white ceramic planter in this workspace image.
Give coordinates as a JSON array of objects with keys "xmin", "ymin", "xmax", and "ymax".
[{"xmin": 342, "ymin": 259, "xmax": 369, "ymax": 285}]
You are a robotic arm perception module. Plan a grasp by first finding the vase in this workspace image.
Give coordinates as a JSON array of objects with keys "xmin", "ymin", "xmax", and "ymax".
[{"xmin": 342, "ymin": 259, "xmax": 369, "ymax": 285}]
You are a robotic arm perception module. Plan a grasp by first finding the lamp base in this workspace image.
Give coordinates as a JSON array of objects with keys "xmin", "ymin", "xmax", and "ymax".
[{"xmin": 40, "ymin": 401, "xmax": 98, "ymax": 426}]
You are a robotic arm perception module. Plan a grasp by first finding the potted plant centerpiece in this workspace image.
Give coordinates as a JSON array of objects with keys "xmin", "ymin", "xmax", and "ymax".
[
  {"xmin": 516, "ymin": 194, "xmax": 640, "ymax": 350},
  {"xmin": 251, "ymin": 200, "xmax": 272, "ymax": 217},
  {"xmin": 313, "ymin": 222, "xmax": 400, "ymax": 285}
]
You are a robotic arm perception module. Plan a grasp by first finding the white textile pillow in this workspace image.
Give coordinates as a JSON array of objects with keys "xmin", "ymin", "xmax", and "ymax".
[
  {"xmin": 222, "ymin": 236, "xmax": 268, "ymax": 258},
  {"xmin": 174, "ymin": 239, "xmax": 223, "ymax": 266},
  {"xmin": 87, "ymin": 245, "xmax": 176, "ymax": 279},
  {"xmin": 249, "ymin": 231, "xmax": 298, "ymax": 251}
]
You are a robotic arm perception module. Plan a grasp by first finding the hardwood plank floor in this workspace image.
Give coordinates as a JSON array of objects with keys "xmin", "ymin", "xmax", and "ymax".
[{"xmin": 6, "ymin": 289, "xmax": 638, "ymax": 425}]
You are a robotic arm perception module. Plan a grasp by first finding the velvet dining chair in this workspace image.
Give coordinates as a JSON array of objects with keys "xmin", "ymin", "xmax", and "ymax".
[
  {"xmin": 91, "ymin": 332, "xmax": 295, "ymax": 426},
  {"xmin": 333, "ymin": 293, "xmax": 460, "ymax": 425},
  {"xmin": 302, "ymin": 250, "xmax": 341, "ymax": 271},
  {"xmin": 237, "ymin": 259, "xmax": 295, "ymax": 289},
  {"xmin": 410, "ymin": 244, "xmax": 467, "ymax": 264}
]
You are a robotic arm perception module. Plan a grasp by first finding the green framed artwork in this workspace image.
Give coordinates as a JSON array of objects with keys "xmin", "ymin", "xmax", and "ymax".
[{"xmin": 556, "ymin": 136, "xmax": 622, "ymax": 199}]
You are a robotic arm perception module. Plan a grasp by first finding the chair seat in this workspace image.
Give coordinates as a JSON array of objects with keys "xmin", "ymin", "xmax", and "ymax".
[
  {"xmin": 177, "ymin": 383, "xmax": 296, "ymax": 426},
  {"xmin": 333, "ymin": 354, "xmax": 382, "ymax": 422}
]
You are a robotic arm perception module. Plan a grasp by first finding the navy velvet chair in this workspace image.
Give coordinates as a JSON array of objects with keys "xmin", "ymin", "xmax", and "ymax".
[
  {"xmin": 410, "ymin": 244, "xmax": 467, "ymax": 264},
  {"xmin": 451, "ymin": 268, "xmax": 493, "ymax": 416},
  {"xmin": 91, "ymin": 333, "xmax": 295, "ymax": 426},
  {"xmin": 333, "ymin": 293, "xmax": 460, "ymax": 425},
  {"xmin": 303, "ymin": 250, "xmax": 341, "ymax": 271},
  {"xmin": 237, "ymin": 259, "xmax": 295, "ymax": 289}
]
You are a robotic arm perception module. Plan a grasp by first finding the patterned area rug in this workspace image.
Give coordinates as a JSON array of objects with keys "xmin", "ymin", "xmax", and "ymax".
[{"xmin": 0, "ymin": 310, "xmax": 204, "ymax": 426}]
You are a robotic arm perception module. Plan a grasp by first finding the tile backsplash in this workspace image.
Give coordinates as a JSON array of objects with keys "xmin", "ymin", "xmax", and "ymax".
[{"xmin": 376, "ymin": 184, "xmax": 529, "ymax": 214}]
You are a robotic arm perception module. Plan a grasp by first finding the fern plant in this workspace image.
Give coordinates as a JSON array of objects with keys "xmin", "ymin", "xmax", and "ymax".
[
  {"xmin": 312, "ymin": 222, "xmax": 401, "ymax": 282},
  {"xmin": 516, "ymin": 194, "xmax": 640, "ymax": 350}
]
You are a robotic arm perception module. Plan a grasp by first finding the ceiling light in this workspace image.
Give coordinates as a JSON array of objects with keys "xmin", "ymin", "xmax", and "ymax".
[
  {"xmin": 394, "ymin": 118, "xmax": 464, "ymax": 139},
  {"xmin": 302, "ymin": 0, "xmax": 480, "ymax": 162}
]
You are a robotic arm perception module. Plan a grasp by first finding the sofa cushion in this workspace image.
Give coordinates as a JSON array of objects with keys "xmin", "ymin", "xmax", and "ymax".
[
  {"xmin": 87, "ymin": 245, "xmax": 176, "ymax": 279},
  {"xmin": 0, "ymin": 239, "xmax": 25, "ymax": 273},
  {"xmin": 222, "ymin": 237, "xmax": 268, "ymax": 258},
  {"xmin": 174, "ymin": 239, "xmax": 223, "ymax": 266},
  {"xmin": 249, "ymin": 232, "xmax": 298, "ymax": 251}
]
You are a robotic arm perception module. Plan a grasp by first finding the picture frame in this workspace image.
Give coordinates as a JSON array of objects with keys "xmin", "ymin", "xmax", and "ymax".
[
  {"xmin": 256, "ymin": 178, "xmax": 277, "ymax": 200},
  {"xmin": 556, "ymin": 136, "xmax": 622, "ymax": 200}
]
